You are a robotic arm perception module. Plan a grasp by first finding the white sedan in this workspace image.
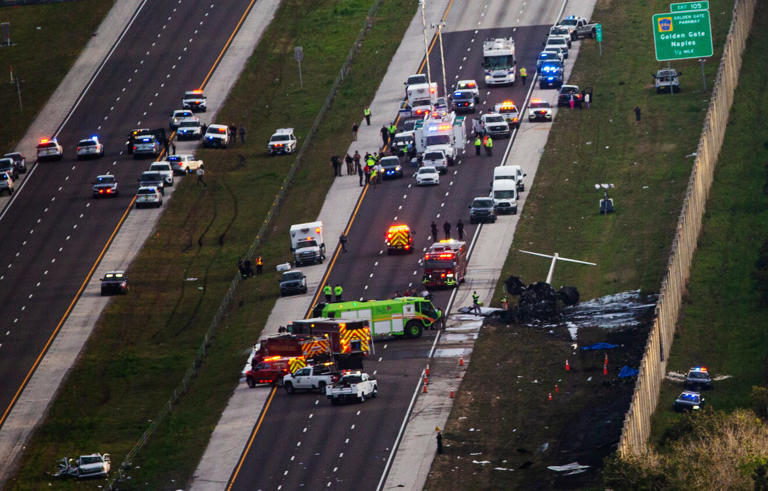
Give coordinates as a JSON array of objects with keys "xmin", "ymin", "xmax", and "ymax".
[
  {"xmin": 415, "ymin": 166, "xmax": 440, "ymax": 186},
  {"xmin": 135, "ymin": 186, "xmax": 163, "ymax": 208}
]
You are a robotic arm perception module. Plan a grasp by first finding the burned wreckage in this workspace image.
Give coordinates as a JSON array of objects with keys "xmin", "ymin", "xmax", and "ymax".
[{"xmin": 502, "ymin": 275, "xmax": 580, "ymax": 322}]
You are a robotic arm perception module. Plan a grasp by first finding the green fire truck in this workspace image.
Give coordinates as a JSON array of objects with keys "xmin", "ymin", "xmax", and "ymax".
[{"xmin": 319, "ymin": 297, "xmax": 442, "ymax": 339}]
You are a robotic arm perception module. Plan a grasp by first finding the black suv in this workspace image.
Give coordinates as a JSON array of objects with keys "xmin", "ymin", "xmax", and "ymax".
[
  {"xmin": 380, "ymin": 156, "xmax": 403, "ymax": 179},
  {"xmin": 451, "ymin": 91, "xmax": 475, "ymax": 113},
  {"xmin": 101, "ymin": 271, "xmax": 128, "ymax": 296},
  {"xmin": 469, "ymin": 197, "xmax": 497, "ymax": 224},
  {"xmin": 280, "ymin": 270, "xmax": 308, "ymax": 296},
  {"xmin": 138, "ymin": 171, "xmax": 166, "ymax": 194},
  {"xmin": 0, "ymin": 158, "xmax": 19, "ymax": 180}
]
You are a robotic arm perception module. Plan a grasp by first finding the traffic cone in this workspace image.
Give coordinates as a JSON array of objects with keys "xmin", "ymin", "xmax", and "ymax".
[
  {"xmin": 548, "ymin": 392, "xmax": 553, "ymax": 401},
  {"xmin": 565, "ymin": 359, "xmax": 570, "ymax": 372},
  {"xmin": 426, "ymin": 364, "xmax": 430, "ymax": 376},
  {"xmin": 424, "ymin": 376, "xmax": 429, "ymax": 385},
  {"xmin": 555, "ymin": 384, "xmax": 559, "ymax": 393},
  {"xmin": 450, "ymin": 390, "xmax": 455, "ymax": 399},
  {"xmin": 423, "ymin": 383, "xmax": 428, "ymax": 393},
  {"xmin": 603, "ymin": 365, "xmax": 608, "ymax": 375},
  {"xmin": 459, "ymin": 356, "xmax": 465, "ymax": 367}
]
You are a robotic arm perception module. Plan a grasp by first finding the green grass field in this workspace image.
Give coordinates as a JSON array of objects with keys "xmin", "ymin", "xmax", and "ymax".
[
  {"xmin": 0, "ymin": 1, "xmax": 115, "ymax": 152},
  {"xmin": 650, "ymin": 0, "xmax": 768, "ymax": 445},
  {"xmin": 425, "ymin": 0, "xmax": 738, "ymax": 488},
  {"xmin": 6, "ymin": 0, "xmax": 416, "ymax": 488}
]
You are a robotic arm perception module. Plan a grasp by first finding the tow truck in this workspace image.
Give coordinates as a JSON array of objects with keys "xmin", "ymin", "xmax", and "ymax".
[
  {"xmin": 482, "ymin": 38, "xmax": 516, "ymax": 85},
  {"xmin": 182, "ymin": 89, "xmax": 207, "ymax": 112},
  {"xmin": 385, "ymin": 224, "xmax": 414, "ymax": 254},
  {"xmin": 422, "ymin": 239, "xmax": 468, "ymax": 288},
  {"xmin": 326, "ymin": 372, "xmax": 377, "ymax": 405}
]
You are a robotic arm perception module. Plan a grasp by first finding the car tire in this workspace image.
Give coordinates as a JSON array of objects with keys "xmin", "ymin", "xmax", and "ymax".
[
  {"xmin": 359, "ymin": 395, "xmax": 365, "ymax": 403},
  {"xmin": 247, "ymin": 377, "xmax": 256, "ymax": 388},
  {"xmin": 157, "ymin": 200, "xmax": 163, "ymax": 208},
  {"xmin": 285, "ymin": 382, "xmax": 295, "ymax": 394},
  {"xmin": 318, "ymin": 381, "xmax": 327, "ymax": 393},
  {"xmin": 404, "ymin": 320, "xmax": 423, "ymax": 339},
  {"xmin": 371, "ymin": 388, "xmax": 377, "ymax": 398}
]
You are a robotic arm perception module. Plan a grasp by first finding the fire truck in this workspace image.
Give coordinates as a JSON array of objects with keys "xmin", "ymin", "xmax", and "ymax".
[
  {"xmin": 422, "ymin": 239, "xmax": 468, "ymax": 288},
  {"xmin": 385, "ymin": 224, "xmax": 414, "ymax": 254},
  {"xmin": 318, "ymin": 297, "xmax": 442, "ymax": 339}
]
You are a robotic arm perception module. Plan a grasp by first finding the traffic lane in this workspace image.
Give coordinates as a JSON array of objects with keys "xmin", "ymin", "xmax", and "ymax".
[{"xmin": 230, "ymin": 334, "xmax": 435, "ymax": 490}]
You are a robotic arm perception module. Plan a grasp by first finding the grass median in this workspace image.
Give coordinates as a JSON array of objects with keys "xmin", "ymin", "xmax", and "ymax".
[
  {"xmin": 0, "ymin": 0, "xmax": 114, "ymax": 151},
  {"xmin": 8, "ymin": 0, "xmax": 416, "ymax": 488},
  {"xmin": 425, "ymin": 0, "xmax": 737, "ymax": 488}
]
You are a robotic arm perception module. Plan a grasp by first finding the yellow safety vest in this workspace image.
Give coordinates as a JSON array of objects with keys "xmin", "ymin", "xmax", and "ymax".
[
  {"xmin": 364, "ymin": 108, "xmax": 371, "ymax": 116},
  {"xmin": 474, "ymin": 137, "xmax": 482, "ymax": 147},
  {"xmin": 334, "ymin": 286, "xmax": 343, "ymax": 295},
  {"xmin": 485, "ymin": 137, "xmax": 493, "ymax": 148},
  {"xmin": 323, "ymin": 285, "xmax": 332, "ymax": 295},
  {"xmin": 520, "ymin": 67, "xmax": 527, "ymax": 77}
]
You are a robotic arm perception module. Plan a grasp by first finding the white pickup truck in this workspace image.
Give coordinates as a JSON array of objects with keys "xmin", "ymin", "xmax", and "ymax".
[
  {"xmin": 326, "ymin": 372, "xmax": 377, "ymax": 405},
  {"xmin": 283, "ymin": 364, "xmax": 337, "ymax": 394}
]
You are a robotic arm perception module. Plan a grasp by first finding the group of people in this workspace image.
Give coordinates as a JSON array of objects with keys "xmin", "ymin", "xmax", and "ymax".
[
  {"xmin": 473, "ymin": 134, "xmax": 494, "ymax": 156},
  {"xmin": 237, "ymin": 256, "xmax": 263, "ymax": 278},
  {"xmin": 331, "ymin": 150, "xmax": 395, "ymax": 187},
  {"xmin": 323, "ymin": 284, "xmax": 344, "ymax": 302},
  {"xmin": 430, "ymin": 219, "xmax": 466, "ymax": 241},
  {"xmin": 227, "ymin": 123, "xmax": 246, "ymax": 144}
]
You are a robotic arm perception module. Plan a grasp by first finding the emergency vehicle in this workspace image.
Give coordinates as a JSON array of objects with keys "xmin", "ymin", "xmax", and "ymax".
[
  {"xmin": 413, "ymin": 112, "xmax": 466, "ymax": 160},
  {"xmin": 36, "ymin": 138, "xmax": 63, "ymax": 161},
  {"xmin": 482, "ymin": 37, "xmax": 516, "ymax": 85},
  {"xmin": 494, "ymin": 100, "xmax": 521, "ymax": 128},
  {"xmin": 422, "ymin": 239, "xmax": 468, "ymax": 288},
  {"xmin": 182, "ymin": 89, "xmax": 207, "ymax": 112},
  {"xmin": 385, "ymin": 224, "xmax": 414, "ymax": 254},
  {"xmin": 319, "ymin": 297, "xmax": 442, "ymax": 339},
  {"xmin": 402, "ymin": 82, "xmax": 438, "ymax": 119}
]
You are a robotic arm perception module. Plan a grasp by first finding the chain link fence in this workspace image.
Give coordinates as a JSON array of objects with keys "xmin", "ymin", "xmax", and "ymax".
[{"xmin": 617, "ymin": 0, "xmax": 756, "ymax": 458}]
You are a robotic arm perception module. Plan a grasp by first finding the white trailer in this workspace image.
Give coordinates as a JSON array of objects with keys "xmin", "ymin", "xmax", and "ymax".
[
  {"xmin": 414, "ymin": 113, "xmax": 467, "ymax": 161},
  {"xmin": 482, "ymin": 37, "xmax": 516, "ymax": 86},
  {"xmin": 289, "ymin": 221, "xmax": 325, "ymax": 266}
]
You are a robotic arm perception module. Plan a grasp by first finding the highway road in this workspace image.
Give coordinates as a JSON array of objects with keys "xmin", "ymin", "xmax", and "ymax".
[
  {"xmin": 0, "ymin": 0, "xmax": 255, "ymax": 427},
  {"xmin": 229, "ymin": 1, "xmax": 563, "ymax": 489}
]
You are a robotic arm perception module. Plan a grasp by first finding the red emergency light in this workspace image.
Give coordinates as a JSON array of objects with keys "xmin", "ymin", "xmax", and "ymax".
[{"xmin": 315, "ymin": 227, "xmax": 321, "ymax": 234}]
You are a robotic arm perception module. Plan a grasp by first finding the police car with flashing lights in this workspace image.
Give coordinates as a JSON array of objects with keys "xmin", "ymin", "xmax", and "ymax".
[
  {"xmin": 455, "ymin": 80, "xmax": 480, "ymax": 102},
  {"xmin": 539, "ymin": 61, "xmax": 564, "ymax": 88},
  {"xmin": 268, "ymin": 128, "xmax": 297, "ymax": 155},
  {"xmin": 36, "ymin": 138, "xmax": 64, "ymax": 161},
  {"xmin": 537, "ymin": 51, "xmax": 563, "ymax": 71},
  {"xmin": 380, "ymin": 156, "xmax": 403, "ymax": 179},
  {"xmin": 451, "ymin": 91, "xmax": 475, "ymax": 113},
  {"xmin": 132, "ymin": 135, "xmax": 161, "ymax": 158},
  {"xmin": 135, "ymin": 186, "xmax": 163, "ymax": 208},
  {"xmin": 528, "ymin": 99, "xmax": 553, "ymax": 122},
  {"xmin": 176, "ymin": 118, "xmax": 203, "ymax": 140},
  {"xmin": 92, "ymin": 173, "xmax": 118, "ymax": 198},
  {"xmin": 165, "ymin": 154, "xmax": 204, "ymax": 175},
  {"xmin": 76, "ymin": 136, "xmax": 105, "ymax": 160},
  {"xmin": 169, "ymin": 109, "xmax": 195, "ymax": 130},
  {"xmin": 203, "ymin": 124, "xmax": 230, "ymax": 148},
  {"xmin": 674, "ymin": 391, "xmax": 705, "ymax": 412},
  {"xmin": 182, "ymin": 89, "xmax": 207, "ymax": 112},
  {"xmin": 494, "ymin": 101, "xmax": 521, "ymax": 128},
  {"xmin": 100, "ymin": 271, "xmax": 128, "ymax": 295},
  {"xmin": 684, "ymin": 367, "xmax": 713, "ymax": 390}
]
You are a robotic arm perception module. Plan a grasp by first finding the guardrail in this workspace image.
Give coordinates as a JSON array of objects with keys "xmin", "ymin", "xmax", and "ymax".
[
  {"xmin": 617, "ymin": 0, "xmax": 757, "ymax": 457},
  {"xmin": 111, "ymin": 0, "xmax": 387, "ymax": 482}
]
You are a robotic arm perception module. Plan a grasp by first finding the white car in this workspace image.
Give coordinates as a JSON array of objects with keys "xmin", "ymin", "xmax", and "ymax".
[
  {"xmin": 135, "ymin": 186, "xmax": 163, "ymax": 208},
  {"xmin": 422, "ymin": 149, "xmax": 448, "ymax": 174},
  {"xmin": 494, "ymin": 100, "xmax": 521, "ymax": 128},
  {"xmin": 169, "ymin": 109, "xmax": 195, "ymax": 129},
  {"xmin": 268, "ymin": 128, "xmax": 297, "ymax": 155},
  {"xmin": 54, "ymin": 453, "xmax": 111, "ymax": 479},
  {"xmin": 36, "ymin": 137, "xmax": 63, "ymax": 161},
  {"xmin": 203, "ymin": 124, "xmax": 230, "ymax": 148},
  {"xmin": 175, "ymin": 118, "xmax": 203, "ymax": 140},
  {"xmin": 76, "ymin": 136, "xmax": 104, "ymax": 160},
  {"xmin": 0, "ymin": 172, "xmax": 14, "ymax": 195},
  {"xmin": 182, "ymin": 89, "xmax": 207, "ymax": 112},
  {"xmin": 326, "ymin": 372, "xmax": 378, "ymax": 405},
  {"xmin": 415, "ymin": 166, "xmax": 440, "ymax": 186},
  {"xmin": 165, "ymin": 154, "xmax": 204, "ymax": 175},
  {"xmin": 528, "ymin": 99, "xmax": 553, "ymax": 122},
  {"xmin": 455, "ymin": 80, "xmax": 480, "ymax": 102},
  {"xmin": 149, "ymin": 162, "xmax": 174, "ymax": 187},
  {"xmin": 475, "ymin": 113, "xmax": 510, "ymax": 138},
  {"xmin": 545, "ymin": 35, "xmax": 569, "ymax": 59}
]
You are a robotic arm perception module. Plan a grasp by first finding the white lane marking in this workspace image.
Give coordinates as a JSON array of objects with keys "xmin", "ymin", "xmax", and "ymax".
[
  {"xmin": 333, "ymin": 467, "xmax": 338, "ymax": 473},
  {"xmin": 35, "ymin": 282, "xmax": 40, "ymax": 287},
  {"xmin": 345, "ymin": 438, "xmax": 349, "ymax": 444},
  {"xmin": 50, "ymin": 258, "xmax": 55, "ymax": 263},
  {"xmin": 43, "ymin": 270, "xmax": 47, "ymax": 275},
  {"xmin": 363, "ymin": 285, "xmax": 368, "ymax": 290},
  {"xmin": 403, "ymin": 194, "xmax": 407, "ymax": 199},
  {"xmin": 296, "ymin": 441, "xmax": 301, "ymax": 447},
  {"xmin": 373, "ymin": 370, "xmax": 377, "ymax": 375},
  {"xmin": 369, "ymin": 273, "xmax": 373, "ymax": 278},
  {"xmin": 20, "ymin": 306, "xmax": 25, "ymax": 311},
  {"xmin": 374, "ymin": 261, "xmax": 378, "ymax": 267},
  {"xmin": 309, "ymin": 413, "xmax": 313, "ymax": 419},
  {"xmin": 339, "ymin": 452, "xmax": 344, "ymax": 458},
  {"xmin": 378, "ymin": 357, "xmax": 383, "ymax": 362},
  {"xmin": 303, "ymin": 427, "xmax": 307, "ymax": 433},
  {"xmin": 28, "ymin": 294, "xmax": 32, "ymax": 299},
  {"xmin": 356, "ymin": 410, "xmax": 361, "ymax": 415},
  {"xmin": 383, "ymin": 344, "xmax": 387, "ymax": 349}
]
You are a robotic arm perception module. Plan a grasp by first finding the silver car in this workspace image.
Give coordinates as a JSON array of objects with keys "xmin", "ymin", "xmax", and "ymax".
[{"xmin": 0, "ymin": 172, "xmax": 14, "ymax": 195}]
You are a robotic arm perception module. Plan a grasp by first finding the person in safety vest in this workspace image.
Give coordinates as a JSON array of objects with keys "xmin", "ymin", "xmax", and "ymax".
[
  {"xmin": 472, "ymin": 291, "xmax": 481, "ymax": 314},
  {"xmin": 474, "ymin": 135, "xmax": 482, "ymax": 156},
  {"xmin": 323, "ymin": 284, "xmax": 333, "ymax": 303},
  {"xmin": 484, "ymin": 136, "xmax": 493, "ymax": 156},
  {"xmin": 519, "ymin": 66, "xmax": 527, "ymax": 86},
  {"xmin": 334, "ymin": 284, "xmax": 343, "ymax": 302},
  {"xmin": 255, "ymin": 256, "xmax": 263, "ymax": 275},
  {"xmin": 364, "ymin": 107, "xmax": 372, "ymax": 125}
]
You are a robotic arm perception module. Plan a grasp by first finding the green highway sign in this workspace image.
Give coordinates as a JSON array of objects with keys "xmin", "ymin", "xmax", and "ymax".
[
  {"xmin": 595, "ymin": 23, "xmax": 603, "ymax": 42},
  {"xmin": 670, "ymin": 1, "xmax": 709, "ymax": 12},
  {"xmin": 652, "ymin": 10, "xmax": 713, "ymax": 61}
]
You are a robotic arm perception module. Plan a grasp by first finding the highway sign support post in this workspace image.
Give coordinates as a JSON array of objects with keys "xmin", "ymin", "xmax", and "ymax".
[
  {"xmin": 698, "ymin": 58, "xmax": 707, "ymax": 90},
  {"xmin": 651, "ymin": 9, "xmax": 713, "ymax": 62},
  {"xmin": 294, "ymin": 46, "xmax": 304, "ymax": 89},
  {"xmin": 595, "ymin": 23, "xmax": 603, "ymax": 56}
]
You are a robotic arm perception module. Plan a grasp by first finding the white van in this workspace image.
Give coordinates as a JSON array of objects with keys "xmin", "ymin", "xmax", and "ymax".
[
  {"xmin": 492, "ymin": 165, "xmax": 526, "ymax": 193},
  {"xmin": 491, "ymin": 179, "xmax": 518, "ymax": 215}
]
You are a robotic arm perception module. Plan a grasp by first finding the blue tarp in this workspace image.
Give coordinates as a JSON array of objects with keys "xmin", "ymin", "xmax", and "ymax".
[
  {"xmin": 618, "ymin": 366, "xmax": 639, "ymax": 378},
  {"xmin": 581, "ymin": 342, "xmax": 618, "ymax": 351}
]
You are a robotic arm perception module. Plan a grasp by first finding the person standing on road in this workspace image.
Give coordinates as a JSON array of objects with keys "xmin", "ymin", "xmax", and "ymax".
[
  {"xmin": 353, "ymin": 150, "xmax": 361, "ymax": 171},
  {"xmin": 519, "ymin": 66, "xmax": 527, "ymax": 86},
  {"xmin": 584, "ymin": 91, "xmax": 591, "ymax": 109},
  {"xmin": 472, "ymin": 291, "xmax": 481, "ymax": 314},
  {"xmin": 456, "ymin": 219, "xmax": 465, "ymax": 240},
  {"xmin": 443, "ymin": 221, "xmax": 451, "ymax": 240},
  {"xmin": 196, "ymin": 165, "xmax": 206, "ymax": 187},
  {"xmin": 380, "ymin": 125, "xmax": 389, "ymax": 146},
  {"xmin": 484, "ymin": 136, "xmax": 493, "ymax": 156},
  {"xmin": 339, "ymin": 233, "xmax": 348, "ymax": 252},
  {"xmin": 239, "ymin": 126, "xmax": 246, "ymax": 143},
  {"xmin": 388, "ymin": 122, "xmax": 398, "ymax": 141},
  {"xmin": 352, "ymin": 123, "xmax": 359, "ymax": 141},
  {"xmin": 430, "ymin": 221, "xmax": 438, "ymax": 240},
  {"xmin": 334, "ymin": 284, "xmax": 343, "ymax": 302},
  {"xmin": 345, "ymin": 153, "xmax": 354, "ymax": 175},
  {"xmin": 474, "ymin": 135, "xmax": 482, "ymax": 156},
  {"xmin": 357, "ymin": 161, "xmax": 364, "ymax": 186},
  {"xmin": 364, "ymin": 107, "xmax": 372, "ymax": 125},
  {"xmin": 323, "ymin": 284, "xmax": 333, "ymax": 303},
  {"xmin": 255, "ymin": 255, "xmax": 263, "ymax": 275}
]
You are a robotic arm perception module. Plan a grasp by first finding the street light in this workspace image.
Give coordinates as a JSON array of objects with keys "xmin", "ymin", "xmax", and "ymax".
[
  {"xmin": 419, "ymin": 0, "xmax": 432, "ymax": 84},
  {"xmin": 431, "ymin": 21, "xmax": 448, "ymax": 99}
]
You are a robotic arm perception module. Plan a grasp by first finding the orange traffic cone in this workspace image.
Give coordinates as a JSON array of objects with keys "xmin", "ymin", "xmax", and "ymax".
[
  {"xmin": 426, "ymin": 364, "xmax": 430, "ymax": 376},
  {"xmin": 424, "ymin": 376, "xmax": 429, "ymax": 385},
  {"xmin": 555, "ymin": 384, "xmax": 559, "ymax": 393},
  {"xmin": 603, "ymin": 365, "xmax": 608, "ymax": 375},
  {"xmin": 450, "ymin": 390, "xmax": 455, "ymax": 399},
  {"xmin": 548, "ymin": 392, "xmax": 553, "ymax": 401},
  {"xmin": 459, "ymin": 356, "xmax": 465, "ymax": 367},
  {"xmin": 565, "ymin": 359, "xmax": 570, "ymax": 372},
  {"xmin": 423, "ymin": 383, "xmax": 428, "ymax": 393}
]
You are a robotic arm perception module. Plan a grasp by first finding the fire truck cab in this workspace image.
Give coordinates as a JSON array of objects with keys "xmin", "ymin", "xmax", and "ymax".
[
  {"xmin": 422, "ymin": 239, "xmax": 468, "ymax": 288},
  {"xmin": 385, "ymin": 224, "xmax": 414, "ymax": 254}
]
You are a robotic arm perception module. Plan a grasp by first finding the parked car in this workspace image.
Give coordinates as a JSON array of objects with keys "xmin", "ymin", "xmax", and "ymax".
[
  {"xmin": 3, "ymin": 152, "xmax": 27, "ymax": 174},
  {"xmin": 100, "ymin": 271, "xmax": 128, "ymax": 296},
  {"xmin": 469, "ymin": 196, "xmax": 496, "ymax": 224},
  {"xmin": 279, "ymin": 270, "xmax": 308, "ymax": 296},
  {"xmin": 135, "ymin": 186, "xmax": 163, "ymax": 208},
  {"xmin": 0, "ymin": 172, "xmax": 15, "ymax": 196},
  {"xmin": 0, "ymin": 157, "xmax": 19, "ymax": 180}
]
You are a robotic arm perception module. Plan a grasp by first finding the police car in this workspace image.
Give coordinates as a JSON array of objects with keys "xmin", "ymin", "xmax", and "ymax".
[
  {"xmin": 455, "ymin": 80, "xmax": 480, "ymax": 102},
  {"xmin": 268, "ymin": 128, "xmax": 297, "ymax": 155},
  {"xmin": 182, "ymin": 89, "xmax": 207, "ymax": 112},
  {"xmin": 36, "ymin": 138, "xmax": 64, "ymax": 161},
  {"xmin": 674, "ymin": 391, "xmax": 705, "ymax": 412},
  {"xmin": 494, "ymin": 101, "xmax": 521, "ymax": 128},
  {"xmin": 451, "ymin": 91, "xmax": 475, "ymax": 113},
  {"xmin": 92, "ymin": 173, "xmax": 118, "ymax": 198},
  {"xmin": 169, "ymin": 109, "xmax": 195, "ymax": 130},
  {"xmin": 684, "ymin": 367, "xmax": 712, "ymax": 390},
  {"xmin": 203, "ymin": 124, "xmax": 230, "ymax": 148},
  {"xmin": 176, "ymin": 118, "xmax": 203, "ymax": 140},
  {"xmin": 76, "ymin": 136, "xmax": 105, "ymax": 160},
  {"xmin": 135, "ymin": 186, "xmax": 163, "ymax": 208},
  {"xmin": 527, "ymin": 99, "xmax": 553, "ymax": 122}
]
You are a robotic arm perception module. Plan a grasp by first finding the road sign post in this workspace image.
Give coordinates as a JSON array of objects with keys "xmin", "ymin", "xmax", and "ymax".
[
  {"xmin": 294, "ymin": 46, "xmax": 304, "ymax": 89},
  {"xmin": 651, "ymin": 10, "xmax": 713, "ymax": 61},
  {"xmin": 595, "ymin": 23, "xmax": 602, "ymax": 56}
]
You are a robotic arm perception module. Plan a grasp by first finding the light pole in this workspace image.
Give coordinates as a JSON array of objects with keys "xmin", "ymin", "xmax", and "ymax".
[
  {"xmin": 419, "ymin": 0, "xmax": 432, "ymax": 84},
  {"xmin": 432, "ymin": 21, "xmax": 448, "ymax": 99}
]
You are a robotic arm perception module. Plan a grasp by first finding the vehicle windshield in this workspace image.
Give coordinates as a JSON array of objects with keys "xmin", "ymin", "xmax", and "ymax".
[
  {"xmin": 483, "ymin": 55, "xmax": 514, "ymax": 69},
  {"xmin": 141, "ymin": 173, "xmax": 162, "ymax": 180},
  {"xmin": 380, "ymin": 157, "xmax": 400, "ymax": 167},
  {"xmin": 394, "ymin": 135, "xmax": 412, "ymax": 144},
  {"xmin": 425, "ymin": 258, "xmax": 456, "ymax": 268},
  {"xmin": 418, "ymin": 167, "xmax": 437, "ymax": 174},
  {"xmin": 485, "ymin": 116, "xmax": 505, "ymax": 123},
  {"xmin": 412, "ymin": 99, "xmax": 431, "ymax": 107},
  {"xmin": 271, "ymin": 134, "xmax": 290, "ymax": 142},
  {"xmin": 551, "ymin": 26, "xmax": 569, "ymax": 35},
  {"xmin": 151, "ymin": 164, "xmax": 171, "ymax": 171},
  {"xmin": 209, "ymin": 127, "xmax": 227, "ymax": 134},
  {"xmin": 341, "ymin": 375, "xmax": 363, "ymax": 384},
  {"xmin": 561, "ymin": 86, "xmax": 579, "ymax": 94},
  {"xmin": 420, "ymin": 301, "xmax": 439, "ymax": 319},
  {"xmin": 407, "ymin": 75, "xmax": 427, "ymax": 85},
  {"xmin": 297, "ymin": 239, "xmax": 317, "ymax": 249},
  {"xmin": 494, "ymin": 190, "xmax": 516, "ymax": 199},
  {"xmin": 424, "ymin": 151, "xmax": 445, "ymax": 161},
  {"xmin": 425, "ymin": 135, "xmax": 450, "ymax": 147},
  {"xmin": 402, "ymin": 120, "xmax": 416, "ymax": 131},
  {"xmin": 559, "ymin": 18, "xmax": 578, "ymax": 26},
  {"xmin": 95, "ymin": 176, "xmax": 115, "ymax": 184},
  {"xmin": 548, "ymin": 38, "xmax": 567, "ymax": 46},
  {"xmin": 179, "ymin": 120, "xmax": 199, "ymax": 128},
  {"xmin": 137, "ymin": 188, "xmax": 156, "ymax": 194},
  {"xmin": 282, "ymin": 272, "xmax": 304, "ymax": 281},
  {"xmin": 0, "ymin": 158, "xmax": 13, "ymax": 168},
  {"xmin": 37, "ymin": 142, "xmax": 57, "ymax": 149},
  {"xmin": 174, "ymin": 111, "xmax": 193, "ymax": 118},
  {"xmin": 184, "ymin": 92, "xmax": 205, "ymax": 99},
  {"xmin": 78, "ymin": 140, "xmax": 96, "ymax": 146},
  {"xmin": 452, "ymin": 92, "xmax": 472, "ymax": 100},
  {"xmin": 473, "ymin": 199, "xmax": 494, "ymax": 208},
  {"xmin": 138, "ymin": 137, "xmax": 156, "ymax": 143}
]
